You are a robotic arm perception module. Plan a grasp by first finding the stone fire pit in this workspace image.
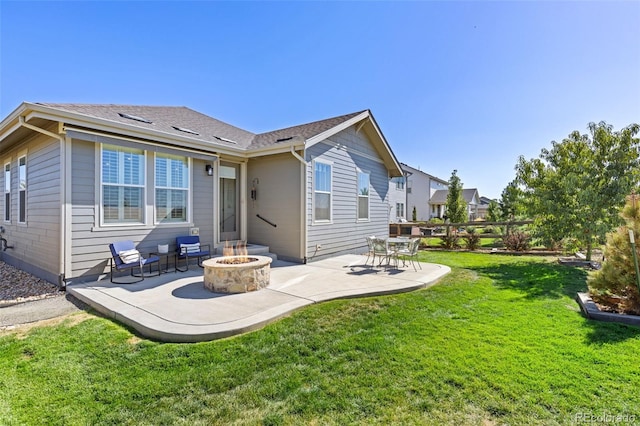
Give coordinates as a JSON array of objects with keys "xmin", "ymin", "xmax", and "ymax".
[{"xmin": 203, "ymin": 255, "xmax": 272, "ymax": 293}]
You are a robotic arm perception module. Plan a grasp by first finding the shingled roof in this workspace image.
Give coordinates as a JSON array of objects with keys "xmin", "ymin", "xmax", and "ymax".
[
  {"xmin": 32, "ymin": 103, "xmax": 368, "ymax": 153},
  {"xmin": 247, "ymin": 110, "xmax": 366, "ymax": 150},
  {"xmin": 35, "ymin": 103, "xmax": 257, "ymax": 148},
  {"xmin": 430, "ymin": 188, "xmax": 480, "ymax": 204}
]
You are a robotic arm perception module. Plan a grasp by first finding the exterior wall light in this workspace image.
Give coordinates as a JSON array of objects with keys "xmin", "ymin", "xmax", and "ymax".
[{"xmin": 205, "ymin": 164, "xmax": 213, "ymax": 176}]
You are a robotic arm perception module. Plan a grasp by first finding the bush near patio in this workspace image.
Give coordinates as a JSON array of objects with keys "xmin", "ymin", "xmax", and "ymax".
[
  {"xmin": 1, "ymin": 252, "xmax": 639, "ymax": 425},
  {"xmin": 588, "ymin": 194, "xmax": 640, "ymax": 314}
]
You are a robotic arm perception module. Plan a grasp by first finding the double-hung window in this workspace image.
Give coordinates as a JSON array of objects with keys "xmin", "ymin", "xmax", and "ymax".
[
  {"xmin": 395, "ymin": 177, "xmax": 405, "ymax": 190},
  {"xmin": 357, "ymin": 171, "xmax": 370, "ymax": 220},
  {"xmin": 4, "ymin": 163, "xmax": 10, "ymax": 222},
  {"xmin": 314, "ymin": 161, "xmax": 332, "ymax": 222},
  {"xmin": 101, "ymin": 144, "xmax": 145, "ymax": 224},
  {"xmin": 18, "ymin": 156, "xmax": 26, "ymax": 223},
  {"xmin": 155, "ymin": 154, "xmax": 189, "ymax": 223},
  {"xmin": 396, "ymin": 203, "xmax": 405, "ymax": 219}
]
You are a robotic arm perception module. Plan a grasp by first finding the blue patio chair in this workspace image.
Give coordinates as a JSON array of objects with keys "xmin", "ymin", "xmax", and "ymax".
[
  {"xmin": 109, "ymin": 240, "xmax": 160, "ymax": 284},
  {"xmin": 175, "ymin": 235, "xmax": 211, "ymax": 272}
]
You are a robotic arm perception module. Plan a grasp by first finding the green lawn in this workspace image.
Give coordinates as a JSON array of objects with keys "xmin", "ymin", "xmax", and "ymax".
[
  {"xmin": 1, "ymin": 252, "xmax": 639, "ymax": 425},
  {"xmin": 422, "ymin": 236, "xmax": 503, "ymax": 249}
]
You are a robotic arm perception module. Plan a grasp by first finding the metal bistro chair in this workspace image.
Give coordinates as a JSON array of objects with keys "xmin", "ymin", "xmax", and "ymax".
[
  {"xmin": 397, "ymin": 237, "xmax": 422, "ymax": 271},
  {"xmin": 175, "ymin": 235, "xmax": 211, "ymax": 272},
  {"xmin": 372, "ymin": 237, "xmax": 398, "ymax": 269},
  {"xmin": 364, "ymin": 236, "xmax": 377, "ymax": 267},
  {"xmin": 108, "ymin": 240, "xmax": 160, "ymax": 284}
]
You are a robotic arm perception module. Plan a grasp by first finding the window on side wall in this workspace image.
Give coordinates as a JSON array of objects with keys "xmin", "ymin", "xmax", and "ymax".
[
  {"xmin": 396, "ymin": 203, "xmax": 404, "ymax": 219},
  {"xmin": 313, "ymin": 161, "xmax": 332, "ymax": 222},
  {"xmin": 155, "ymin": 153, "xmax": 189, "ymax": 223},
  {"xmin": 101, "ymin": 144, "xmax": 145, "ymax": 225},
  {"xmin": 4, "ymin": 163, "xmax": 10, "ymax": 222},
  {"xmin": 396, "ymin": 177, "xmax": 405, "ymax": 190},
  {"xmin": 357, "ymin": 171, "xmax": 370, "ymax": 220},
  {"xmin": 18, "ymin": 156, "xmax": 26, "ymax": 224}
]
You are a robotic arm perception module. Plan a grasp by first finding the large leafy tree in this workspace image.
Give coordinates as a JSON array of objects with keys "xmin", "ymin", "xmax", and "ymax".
[
  {"xmin": 516, "ymin": 122, "xmax": 640, "ymax": 260},
  {"xmin": 445, "ymin": 169, "xmax": 467, "ymax": 224}
]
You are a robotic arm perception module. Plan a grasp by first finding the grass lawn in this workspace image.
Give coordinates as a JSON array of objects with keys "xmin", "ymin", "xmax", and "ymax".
[
  {"xmin": 422, "ymin": 236, "xmax": 503, "ymax": 249},
  {"xmin": 1, "ymin": 252, "xmax": 639, "ymax": 425}
]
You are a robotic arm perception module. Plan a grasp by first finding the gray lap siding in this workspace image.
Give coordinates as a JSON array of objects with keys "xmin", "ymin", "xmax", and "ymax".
[
  {"xmin": 69, "ymin": 139, "xmax": 215, "ymax": 282},
  {"xmin": 0, "ymin": 133, "xmax": 62, "ymax": 284},
  {"xmin": 306, "ymin": 127, "xmax": 389, "ymax": 261}
]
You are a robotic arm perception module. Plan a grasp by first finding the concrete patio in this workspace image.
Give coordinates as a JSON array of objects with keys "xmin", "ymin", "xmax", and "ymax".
[{"xmin": 68, "ymin": 254, "xmax": 450, "ymax": 343}]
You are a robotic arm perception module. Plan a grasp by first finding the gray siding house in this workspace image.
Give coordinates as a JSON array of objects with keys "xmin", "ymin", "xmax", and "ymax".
[{"xmin": 0, "ymin": 103, "xmax": 402, "ymax": 285}]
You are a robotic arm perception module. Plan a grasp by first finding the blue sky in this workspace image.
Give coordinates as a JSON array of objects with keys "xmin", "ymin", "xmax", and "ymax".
[{"xmin": 1, "ymin": 1, "xmax": 638, "ymax": 199}]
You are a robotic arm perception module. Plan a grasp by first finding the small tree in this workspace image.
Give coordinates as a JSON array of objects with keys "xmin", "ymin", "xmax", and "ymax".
[
  {"xmin": 446, "ymin": 170, "xmax": 467, "ymax": 224},
  {"xmin": 499, "ymin": 180, "xmax": 525, "ymax": 221},
  {"xmin": 412, "ymin": 206, "xmax": 417, "ymax": 222},
  {"xmin": 588, "ymin": 193, "xmax": 640, "ymax": 314},
  {"xmin": 487, "ymin": 199, "xmax": 501, "ymax": 223}
]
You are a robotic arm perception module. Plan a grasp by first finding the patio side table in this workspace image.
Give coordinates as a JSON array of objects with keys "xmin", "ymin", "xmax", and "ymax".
[{"xmin": 150, "ymin": 252, "xmax": 174, "ymax": 274}]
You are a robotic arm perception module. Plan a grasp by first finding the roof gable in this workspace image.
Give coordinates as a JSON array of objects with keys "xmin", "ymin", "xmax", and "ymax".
[
  {"xmin": 431, "ymin": 188, "xmax": 480, "ymax": 204},
  {"xmin": 247, "ymin": 111, "xmax": 365, "ymax": 150}
]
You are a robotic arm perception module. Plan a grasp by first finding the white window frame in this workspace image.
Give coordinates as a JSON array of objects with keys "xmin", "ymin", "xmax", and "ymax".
[
  {"xmin": 154, "ymin": 153, "xmax": 191, "ymax": 224},
  {"xmin": 396, "ymin": 202, "xmax": 405, "ymax": 219},
  {"xmin": 357, "ymin": 169, "xmax": 370, "ymax": 221},
  {"xmin": 100, "ymin": 144, "xmax": 146, "ymax": 226},
  {"xmin": 313, "ymin": 160, "xmax": 333, "ymax": 223},
  {"xmin": 396, "ymin": 177, "xmax": 405, "ymax": 190},
  {"xmin": 4, "ymin": 162, "xmax": 10, "ymax": 223},
  {"xmin": 18, "ymin": 155, "xmax": 26, "ymax": 224}
]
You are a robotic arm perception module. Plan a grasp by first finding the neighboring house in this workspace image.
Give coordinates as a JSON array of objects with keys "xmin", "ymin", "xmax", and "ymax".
[
  {"xmin": 430, "ymin": 188, "xmax": 481, "ymax": 221},
  {"xmin": 0, "ymin": 102, "xmax": 402, "ymax": 285},
  {"xmin": 401, "ymin": 163, "xmax": 448, "ymax": 221},
  {"xmin": 477, "ymin": 196, "xmax": 494, "ymax": 220},
  {"xmin": 388, "ymin": 173, "xmax": 408, "ymax": 222}
]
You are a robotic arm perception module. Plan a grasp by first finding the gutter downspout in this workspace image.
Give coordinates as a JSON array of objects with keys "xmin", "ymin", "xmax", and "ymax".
[
  {"xmin": 290, "ymin": 143, "xmax": 308, "ymax": 263},
  {"xmin": 18, "ymin": 117, "xmax": 67, "ymax": 289}
]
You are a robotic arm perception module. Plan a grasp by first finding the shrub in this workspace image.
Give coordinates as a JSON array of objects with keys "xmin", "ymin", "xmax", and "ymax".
[
  {"xmin": 464, "ymin": 228, "xmax": 481, "ymax": 251},
  {"xmin": 503, "ymin": 230, "xmax": 530, "ymax": 251},
  {"xmin": 588, "ymin": 194, "xmax": 640, "ymax": 314},
  {"xmin": 440, "ymin": 233, "xmax": 461, "ymax": 249}
]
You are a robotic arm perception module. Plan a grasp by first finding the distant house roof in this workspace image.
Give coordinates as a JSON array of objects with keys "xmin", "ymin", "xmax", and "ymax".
[
  {"xmin": 430, "ymin": 190, "xmax": 448, "ymax": 204},
  {"xmin": 401, "ymin": 163, "xmax": 448, "ymax": 184},
  {"xmin": 479, "ymin": 196, "xmax": 494, "ymax": 205},
  {"xmin": 430, "ymin": 188, "xmax": 480, "ymax": 204}
]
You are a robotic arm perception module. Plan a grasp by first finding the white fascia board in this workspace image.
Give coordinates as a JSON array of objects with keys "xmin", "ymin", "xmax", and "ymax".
[
  {"xmin": 0, "ymin": 102, "xmax": 29, "ymax": 141},
  {"xmin": 246, "ymin": 137, "xmax": 306, "ymax": 158},
  {"xmin": 23, "ymin": 103, "xmax": 243, "ymax": 156},
  {"xmin": 361, "ymin": 112, "xmax": 403, "ymax": 177},
  {"xmin": 305, "ymin": 111, "xmax": 370, "ymax": 148},
  {"xmin": 0, "ymin": 120, "xmax": 23, "ymax": 143}
]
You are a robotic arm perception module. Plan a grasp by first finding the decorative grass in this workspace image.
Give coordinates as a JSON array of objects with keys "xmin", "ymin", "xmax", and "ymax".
[{"xmin": 1, "ymin": 252, "xmax": 639, "ymax": 425}]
